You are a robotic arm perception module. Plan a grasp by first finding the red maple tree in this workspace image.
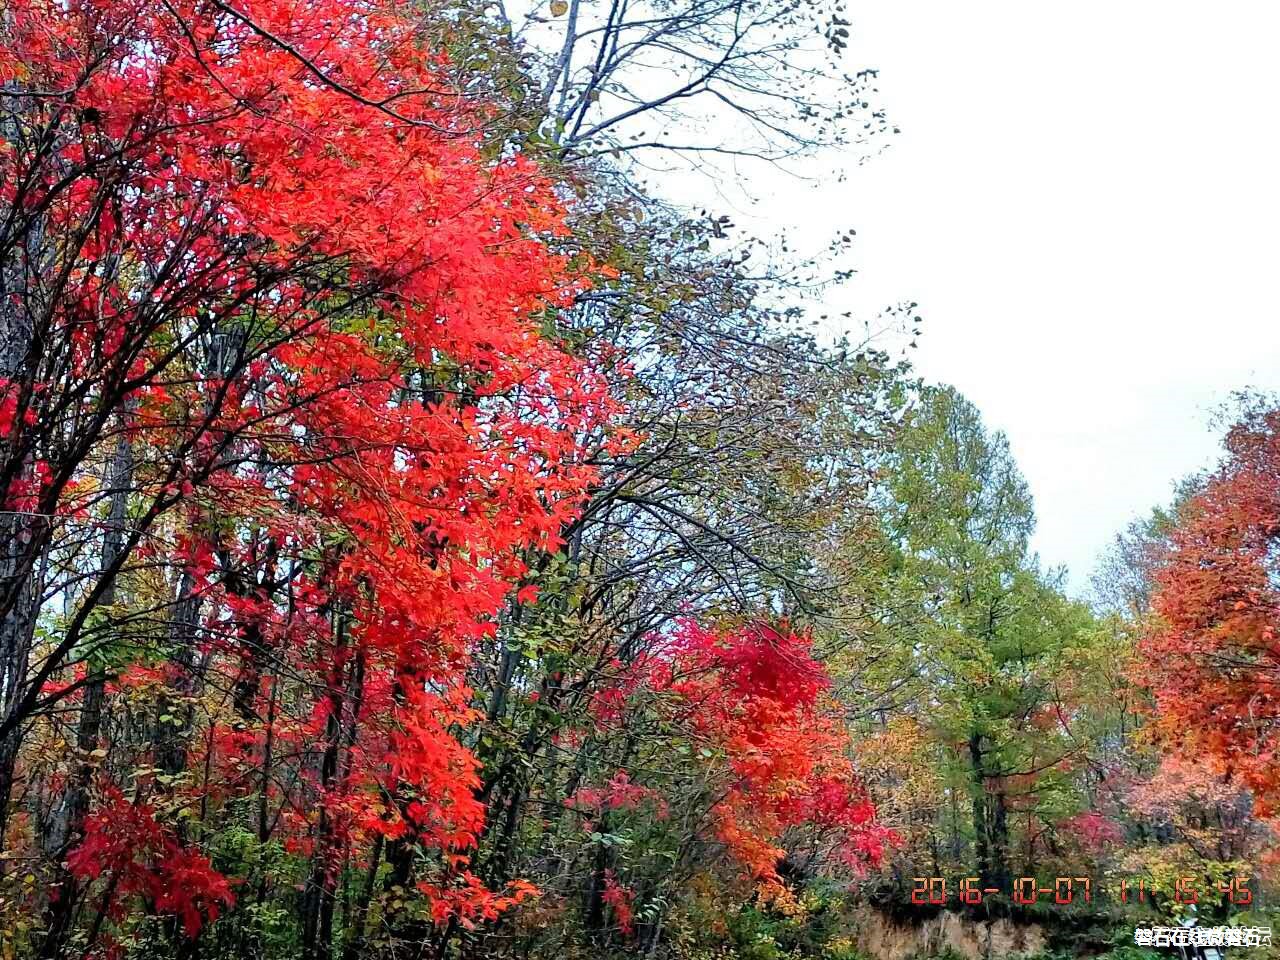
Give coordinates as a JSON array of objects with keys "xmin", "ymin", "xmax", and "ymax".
[
  {"xmin": 0, "ymin": 0, "xmax": 615, "ymax": 947},
  {"xmin": 1141, "ymin": 405, "xmax": 1280, "ymax": 811},
  {"xmin": 596, "ymin": 620, "xmax": 895, "ymax": 892}
]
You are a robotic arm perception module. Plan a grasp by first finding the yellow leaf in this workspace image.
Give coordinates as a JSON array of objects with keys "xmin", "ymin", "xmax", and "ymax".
[{"xmin": 550, "ymin": 0, "xmax": 568, "ymax": 15}]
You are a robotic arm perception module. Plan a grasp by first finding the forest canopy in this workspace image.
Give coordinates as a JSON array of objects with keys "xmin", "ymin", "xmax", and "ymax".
[{"xmin": 0, "ymin": 1, "xmax": 1275, "ymax": 959}]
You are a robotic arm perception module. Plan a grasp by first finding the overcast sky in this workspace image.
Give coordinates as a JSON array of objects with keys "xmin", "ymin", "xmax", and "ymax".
[{"xmin": 705, "ymin": 1, "xmax": 1280, "ymax": 594}]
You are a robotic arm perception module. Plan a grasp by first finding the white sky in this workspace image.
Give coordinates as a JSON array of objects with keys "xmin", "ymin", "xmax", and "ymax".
[{"xmin": 702, "ymin": 1, "xmax": 1280, "ymax": 594}]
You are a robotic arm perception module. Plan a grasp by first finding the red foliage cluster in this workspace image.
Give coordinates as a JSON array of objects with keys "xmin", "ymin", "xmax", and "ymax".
[
  {"xmin": 1141, "ymin": 407, "xmax": 1280, "ymax": 810},
  {"xmin": 1058, "ymin": 810, "xmax": 1124, "ymax": 852},
  {"xmin": 601, "ymin": 870, "xmax": 635, "ymax": 934},
  {"xmin": 640, "ymin": 620, "xmax": 894, "ymax": 885},
  {"xmin": 66, "ymin": 789, "xmax": 234, "ymax": 937},
  {"xmin": 669, "ymin": 620, "xmax": 832, "ymax": 706},
  {"xmin": 568, "ymin": 771, "xmax": 669, "ymax": 820}
]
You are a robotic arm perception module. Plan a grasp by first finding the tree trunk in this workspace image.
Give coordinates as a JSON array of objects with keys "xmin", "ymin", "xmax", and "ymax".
[
  {"xmin": 991, "ymin": 787, "xmax": 1011, "ymax": 892},
  {"xmin": 968, "ymin": 732, "xmax": 992, "ymax": 889},
  {"xmin": 584, "ymin": 820, "xmax": 612, "ymax": 938},
  {"xmin": 0, "ymin": 524, "xmax": 40, "ymax": 846},
  {"xmin": 39, "ymin": 434, "xmax": 132, "ymax": 959},
  {"xmin": 0, "ymin": 133, "xmax": 51, "ymax": 847},
  {"xmin": 156, "ymin": 571, "xmax": 204, "ymax": 779},
  {"xmin": 302, "ymin": 611, "xmax": 355, "ymax": 960}
]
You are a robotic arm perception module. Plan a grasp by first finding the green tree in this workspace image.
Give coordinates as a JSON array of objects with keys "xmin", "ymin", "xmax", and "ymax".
[{"xmin": 879, "ymin": 386, "xmax": 1093, "ymax": 889}]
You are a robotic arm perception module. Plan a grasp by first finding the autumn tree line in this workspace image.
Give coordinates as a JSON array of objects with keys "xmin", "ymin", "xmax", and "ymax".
[{"xmin": 0, "ymin": 0, "xmax": 1277, "ymax": 958}]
